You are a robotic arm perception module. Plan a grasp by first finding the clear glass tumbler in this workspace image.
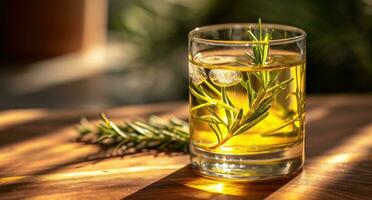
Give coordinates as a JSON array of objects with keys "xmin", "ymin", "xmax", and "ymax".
[{"xmin": 188, "ymin": 23, "xmax": 306, "ymax": 180}]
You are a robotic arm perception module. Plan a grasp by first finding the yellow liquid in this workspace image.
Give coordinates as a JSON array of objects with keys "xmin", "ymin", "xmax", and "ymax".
[{"xmin": 189, "ymin": 49, "xmax": 305, "ymax": 155}]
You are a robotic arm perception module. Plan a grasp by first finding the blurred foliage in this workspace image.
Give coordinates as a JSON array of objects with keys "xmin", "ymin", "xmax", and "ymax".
[{"xmin": 108, "ymin": 0, "xmax": 372, "ymax": 96}]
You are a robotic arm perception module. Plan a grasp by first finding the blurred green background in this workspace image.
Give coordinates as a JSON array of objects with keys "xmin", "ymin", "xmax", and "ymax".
[
  {"xmin": 0, "ymin": 0, "xmax": 371, "ymax": 109},
  {"xmin": 109, "ymin": 0, "xmax": 372, "ymax": 93}
]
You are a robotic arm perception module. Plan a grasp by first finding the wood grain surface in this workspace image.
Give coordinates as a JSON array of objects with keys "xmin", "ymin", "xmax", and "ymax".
[{"xmin": 0, "ymin": 95, "xmax": 371, "ymax": 200}]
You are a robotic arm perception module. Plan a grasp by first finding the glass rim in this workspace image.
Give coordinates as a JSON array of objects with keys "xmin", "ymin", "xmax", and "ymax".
[{"xmin": 188, "ymin": 23, "xmax": 306, "ymax": 46}]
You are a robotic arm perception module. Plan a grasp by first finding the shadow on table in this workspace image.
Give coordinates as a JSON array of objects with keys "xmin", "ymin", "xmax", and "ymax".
[
  {"xmin": 123, "ymin": 164, "xmax": 301, "ymax": 200},
  {"xmin": 123, "ymin": 96, "xmax": 372, "ymax": 200},
  {"xmin": 0, "ymin": 102, "xmax": 188, "ymax": 198},
  {"xmin": 0, "ymin": 96, "xmax": 371, "ymax": 199}
]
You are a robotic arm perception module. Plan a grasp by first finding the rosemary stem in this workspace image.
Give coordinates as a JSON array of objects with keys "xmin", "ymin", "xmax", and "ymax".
[
  {"xmin": 208, "ymin": 134, "xmax": 233, "ymax": 149},
  {"xmin": 205, "ymin": 81, "xmax": 222, "ymax": 96}
]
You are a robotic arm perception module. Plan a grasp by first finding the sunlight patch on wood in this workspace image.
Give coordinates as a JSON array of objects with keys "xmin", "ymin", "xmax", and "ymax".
[
  {"xmin": 0, "ymin": 109, "xmax": 47, "ymax": 131},
  {"xmin": 266, "ymin": 124, "xmax": 372, "ymax": 199},
  {"xmin": 0, "ymin": 165, "xmax": 184, "ymax": 185}
]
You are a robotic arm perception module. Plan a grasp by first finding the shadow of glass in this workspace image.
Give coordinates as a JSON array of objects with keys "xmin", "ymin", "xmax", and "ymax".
[{"xmin": 123, "ymin": 164, "xmax": 301, "ymax": 200}]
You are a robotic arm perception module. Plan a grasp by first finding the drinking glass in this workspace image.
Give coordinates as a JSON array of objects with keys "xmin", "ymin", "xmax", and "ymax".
[{"xmin": 188, "ymin": 23, "xmax": 306, "ymax": 180}]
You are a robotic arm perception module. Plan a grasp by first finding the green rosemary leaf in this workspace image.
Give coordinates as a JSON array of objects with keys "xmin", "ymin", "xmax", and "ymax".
[
  {"xmin": 229, "ymin": 108, "xmax": 244, "ymax": 133},
  {"xmin": 171, "ymin": 127, "xmax": 189, "ymax": 138},
  {"xmin": 233, "ymin": 112, "xmax": 269, "ymax": 136},
  {"xmin": 99, "ymin": 126, "xmax": 117, "ymax": 136},
  {"xmin": 193, "ymin": 114, "xmax": 223, "ymax": 124},
  {"xmin": 208, "ymin": 123, "xmax": 221, "ymax": 143},
  {"xmin": 189, "ymin": 86, "xmax": 211, "ymax": 101},
  {"xmin": 251, "ymin": 72, "xmax": 263, "ymax": 85},
  {"xmin": 259, "ymin": 18, "xmax": 262, "ymax": 41},
  {"xmin": 239, "ymin": 80, "xmax": 248, "ymax": 89},
  {"xmin": 221, "ymin": 87, "xmax": 233, "ymax": 125},
  {"xmin": 262, "ymin": 34, "xmax": 270, "ymax": 64},
  {"xmin": 244, "ymin": 52, "xmax": 256, "ymax": 62},
  {"xmin": 248, "ymin": 104, "xmax": 271, "ymax": 123},
  {"xmin": 134, "ymin": 121, "xmax": 159, "ymax": 133},
  {"xmin": 204, "ymin": 81, "xmax": 222, "ymax": 97},
  {"xmin": 268, "ymin": 71, "xmax": 280, "ymax": 86},
  {"xmin": 191, "ymin": 102, "xmax": 214, "ymax": 112},
  {"xmin": 115, "ymin": 139, "xmax": 128, "ymax": 150},
  {"xmin": 194, "ymin": 84, "xmax": 209, "ymax": 97},
  {"xmin": 190, "ymin": 86, "xmax": 237, "ymax": 112},
  {"xmin": 97, "ymin": 135, "xmax": 111, "ymax": 143},
  {"xmin": 206, "ymin": 106, "xmax": 227, "ymax": 127},
  {"xmin": 170, "ymin": 117, "xmax": 188, "ymax": 127},
  {"xmin": 211, "ymin": 118, "xmax": 223, "ymax": 140},
  {"xmin": 267, "ymin": 78, "xmax": 294, "ymax": 93},
  {"xmin": 253, "ymin": 46, "xmax": 262, "ymax": 64},
  {"xmin": 250, "ymin": 88, "xmax": 266, "ymax": 109},
  {"xmin": 247, "ymin": 28, "xmax": 258, "ymax": 41},
  {"xmin": 160, "ymin": 130, "xmax": 179, "ymax": 140},
  {"xmin": 103, "ymin": 114, "xmax": 130, "ymax": 139},
  {"xmin": 128, "ymin": 122, "xmax": 155, "ymax": 138}
]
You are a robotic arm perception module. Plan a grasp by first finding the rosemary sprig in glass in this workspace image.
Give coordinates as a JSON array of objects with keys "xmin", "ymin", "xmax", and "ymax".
[
  {"xmin": 77, "ymin": 114, "xmax": 189, "ymax": 153},
  {"xmin": 190, "ymin": 19, "xmax": 293, "ymax": 149}
]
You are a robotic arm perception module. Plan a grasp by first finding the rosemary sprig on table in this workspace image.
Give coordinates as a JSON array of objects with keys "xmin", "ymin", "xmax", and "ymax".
[
  {"xmin": 190, "ymin": 19, "xmax": 293, "ymax": 149},
  {"xmin": 77, "ymin": 114, "xmax": 189, "ymax": 153}
]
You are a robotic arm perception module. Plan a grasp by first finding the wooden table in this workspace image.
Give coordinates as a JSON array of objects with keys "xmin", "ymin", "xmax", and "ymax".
[{"xmin": 0, "ymin": 95, "xmax": 371, "ymax": 200}]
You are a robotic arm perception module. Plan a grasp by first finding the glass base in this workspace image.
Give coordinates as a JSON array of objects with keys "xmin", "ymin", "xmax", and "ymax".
[{"xmin": 190, "ymin": 143, "xmax": 304, "ymax": 181}]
